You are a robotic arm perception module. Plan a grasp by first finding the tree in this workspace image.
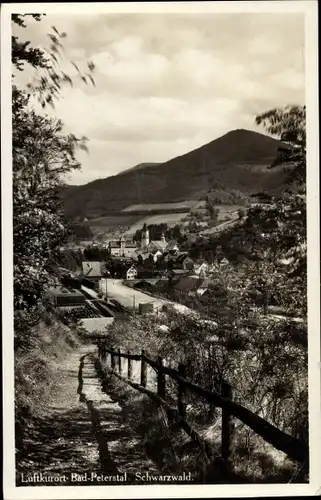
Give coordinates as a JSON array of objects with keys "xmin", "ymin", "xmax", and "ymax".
[
  {"xmin": 12, "ymin": 15, "xmax": 94, "ymax": 310},
  {"xmin": 206, "ymin": 105, "xmax": 307, "ymax": 316},
  {"xmin": 237, "ymin": 208, "xmax": 246, "ymax": 219},
  {"xmin": 172, "ymin": 104, "xmax": 308, "ymax": 449},
  {"xmin": 12, "ymin": 15, "xmax": 48, "ymax": 71},
  {"xmin": 12, "ymin": 14, "xmax": 95, "ymax": 109},
  {"xmin": 255, "ymin": 105, "xmax": 306, "ymax": 187},
  {"xmin": 252, "ymin": 105, "xmax": 307, "ymax": 315},
  {"xmin": 13, "ymin": 94, "xmax": 86, "ymax": 309},
  {"xmin": 133, "ymin": 229, "xmax": 142, "ymax": 243}
]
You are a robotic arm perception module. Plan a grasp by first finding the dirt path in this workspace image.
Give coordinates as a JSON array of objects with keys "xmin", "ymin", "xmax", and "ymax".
[{"xmin": 17, "ymin": 344, "xmax": 159, "ymax": 486}]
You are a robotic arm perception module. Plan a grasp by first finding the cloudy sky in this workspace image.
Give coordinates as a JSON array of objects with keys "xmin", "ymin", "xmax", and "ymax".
[{"xmin": 13, "ymin": 11, "xmax": 305, "ymax": 185}]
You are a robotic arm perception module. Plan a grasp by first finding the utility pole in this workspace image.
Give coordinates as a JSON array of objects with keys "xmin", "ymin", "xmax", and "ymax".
[
  {"xmin": 133, "ymin": 294, "xmax": 136, "ymax": 315},
  {"xmin": 105, "ymin": 271, "xmax": 110, "ymax": 300}
]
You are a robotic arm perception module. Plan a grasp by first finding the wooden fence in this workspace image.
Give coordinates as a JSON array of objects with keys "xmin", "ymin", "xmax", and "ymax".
[{"xmin": 97, "ymin": 345, "xmax": 308, "ymax": 467}]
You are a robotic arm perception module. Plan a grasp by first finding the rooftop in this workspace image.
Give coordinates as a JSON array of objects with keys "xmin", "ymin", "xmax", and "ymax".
[
  {"xmin": 47, "ymin": 287, "xmax": 83, "ymax": 297},
  {"xmin": 173, "ymin": 277, "xmax": 210, "ymax": 293},
  {"xmin": 82, "ymin": 261, "xmax": 102, "ymax": 278},
  {"xmin": 172, "ymin": 252, "xmax": 190, "ymax": 263},
  {"xmin": 109, "ymin": 257, "xmax": 134, "ymax": 267},
  {"xmin": 108, "ymin": 239, "xmax": 137, "ymax": 248}
]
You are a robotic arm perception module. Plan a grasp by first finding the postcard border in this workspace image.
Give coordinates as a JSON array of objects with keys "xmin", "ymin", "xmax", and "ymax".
[{"xmin": 2, "ymin": 2, "xmax": 320, "ymax": 499}]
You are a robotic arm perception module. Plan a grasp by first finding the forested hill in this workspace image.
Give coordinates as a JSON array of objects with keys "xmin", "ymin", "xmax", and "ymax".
[
  {"xmin": 62, "ymin": 129, "xmax": 290, "ymax": 220},
  {"xmin": 118, "ymin": 162, "xmax": 161, "ymax": 175}
]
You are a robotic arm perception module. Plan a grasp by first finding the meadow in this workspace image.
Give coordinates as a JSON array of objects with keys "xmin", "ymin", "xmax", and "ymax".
[{"xmin": 121, "ymin": 201, "xmax": 206, "ymax": 212}]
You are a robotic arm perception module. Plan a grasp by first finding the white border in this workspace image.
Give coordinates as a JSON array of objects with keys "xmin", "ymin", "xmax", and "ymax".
[{"xmin": 1, "ymin": 2, "xmax": 320, "ymax": 499}]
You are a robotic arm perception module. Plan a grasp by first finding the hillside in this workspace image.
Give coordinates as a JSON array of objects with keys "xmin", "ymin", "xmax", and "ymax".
[
  {"xmin": 119, "ymin": 162, "xmax": 161, "ymax": 175},
  {"xmin": 62, "ymin": 129, "xmax": 290, "ymax": 220}
]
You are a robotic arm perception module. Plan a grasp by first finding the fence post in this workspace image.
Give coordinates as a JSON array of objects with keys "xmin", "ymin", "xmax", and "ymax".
[
  {"xmin": 111, "ymin": 347, "xmax": 115, "ymax": 372},
  {"xmin": 157, "ymin": 356, "xmax": 166, "ymax": 399},
  {"xmin": 128, "ymin": 350, "xmax": 132, "ymax": 380},
  {"xmin": 221, "ymin": 381, "xmax": 235, "ymax": 463},
  {"xmin": 141, "ymin": 350, "xmax": 147, "ymax": 387},
  {"xmin": 178, "ymin": 363, "xmax": 186, "ymax": 418},
  {"xmin": 118, "ymin": 348, "xmax": 122, "ymax": 375}
]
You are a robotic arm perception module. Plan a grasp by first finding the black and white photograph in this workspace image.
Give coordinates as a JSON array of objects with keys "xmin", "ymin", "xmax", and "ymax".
[{"xmin": 1, "ymin": 1, "xmax": 320, "ymax": 499}]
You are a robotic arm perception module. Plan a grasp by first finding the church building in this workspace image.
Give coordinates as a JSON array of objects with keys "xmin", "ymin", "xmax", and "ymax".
[
  {"xmin": 136, "ymin": 225, "xmax": 179, "ymax": 262},
  {"xmin": 106, "ymin": 235, "xmax": 137, "ymax": 258}
]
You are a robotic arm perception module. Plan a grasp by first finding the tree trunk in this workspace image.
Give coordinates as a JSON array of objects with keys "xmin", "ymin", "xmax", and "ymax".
[{"xmin": 263, "ymin": 291, "xmax": 270, "ymax": 315}]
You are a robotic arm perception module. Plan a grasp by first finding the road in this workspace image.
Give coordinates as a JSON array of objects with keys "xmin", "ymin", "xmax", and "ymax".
[
  {"xmin": 99, "ymin": 279, "xmax": 191, "ymax": 315},
  {"xmin": 200, "ymin": 215, "xmax": 239, "ymax": 236}
]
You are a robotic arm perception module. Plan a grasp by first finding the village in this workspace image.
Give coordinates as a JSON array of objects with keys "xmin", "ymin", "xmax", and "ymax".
[
  {"xmin": 98, "ymin": 224, "xmax": 228, "ymax": 293},
  {"xmin": 50, "ymin": 222, "xmax": 233, "ymax": 333}
]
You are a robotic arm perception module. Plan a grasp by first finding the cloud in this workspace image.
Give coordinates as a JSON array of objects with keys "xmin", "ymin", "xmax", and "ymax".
[
  {"xmin": 44, "ymin": 85, "xmax": 241, "ymax": 145},
  {"xmin": 13, "ymin": 12, "xmax": 305, "ymax": 185},
  {"xmin": 247, "ymin": 37, "xmax": 280, "ymax": 55},
  {"xmin": 92, "ymin": 48, "xmax": 170, "ymax": 87}
]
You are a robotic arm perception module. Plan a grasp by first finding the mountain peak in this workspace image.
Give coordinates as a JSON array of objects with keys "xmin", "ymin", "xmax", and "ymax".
[
  {"xmin": 217, "ymin": 128, "xmax": 275, "ymax": 140},
  {"xmin": 63, "ymin": 128, "xmax": 287, "ymax": 220}
]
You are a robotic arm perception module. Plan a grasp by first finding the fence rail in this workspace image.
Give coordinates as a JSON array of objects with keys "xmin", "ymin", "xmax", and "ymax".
[{"xmin": 97, "ymin": 345, "xmax": 308, "ymax": 466}]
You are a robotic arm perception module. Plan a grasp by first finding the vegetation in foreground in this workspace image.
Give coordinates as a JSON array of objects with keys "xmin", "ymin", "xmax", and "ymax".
[
  {"xmin": 98, "ymin": 365, "xmax": 306, "ymax": 483},
  {"xmin": 100, "ymin": 300, "xmax": 307, "ymax": 483},
  {"xmin": 13, "ymin": 14, "xmax": 95, "ymax": 458}
]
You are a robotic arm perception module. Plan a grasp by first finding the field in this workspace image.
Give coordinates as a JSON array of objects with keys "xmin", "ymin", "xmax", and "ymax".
[
  {"xmin": 214, "ymin": 204, "xmax": 246, "ymax": 220},
  {"xmin": 85, "ymin": 203, "xmax": 244, "ymax": 239},
  {"xmin": 86, "ymin": 214, "xmax": 143, "ymax": 240},
  {"xmin": 85, "ymin": 203, "xmax": 246, "ymax": 238},
  {"xmin": 85, "ymin": 212, "xmax": 188, "ymax": 239},
  {"xmin": 87, "ymin": 214, "xmax": 142, "ymax": 229},
  {"xmin": 121, "ymin": 201, "xmax": 205, "ymax": 212},
  {"xmin": 124, "ymin": 213, "xmax": 189, "ymax": 236}
]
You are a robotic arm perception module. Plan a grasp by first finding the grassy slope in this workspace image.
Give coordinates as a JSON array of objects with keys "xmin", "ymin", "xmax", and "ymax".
[{"xmin": 15, "ymin": 317, "xmax": 88, "ymax": 455}]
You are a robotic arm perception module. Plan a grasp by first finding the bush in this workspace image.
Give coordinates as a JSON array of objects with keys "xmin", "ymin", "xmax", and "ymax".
[
  {"xmin": 101, "ymin": 300, "xmax": 308, "ymax": 478},
  {"xmin": 14, "ymin": 312, "xmax": 83, "ymax": 456}
]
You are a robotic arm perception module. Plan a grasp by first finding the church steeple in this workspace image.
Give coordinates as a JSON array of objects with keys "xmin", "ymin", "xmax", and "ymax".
[
  {"xmin": 141, "ymin": 223, "xmax": 149, "ymax": 247},
  {"xmin": 120, "ymin": 234, "xmax": 125, "ymax": 255}
]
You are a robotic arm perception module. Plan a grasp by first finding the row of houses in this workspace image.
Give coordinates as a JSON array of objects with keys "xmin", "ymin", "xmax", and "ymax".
[
  {"xmin": 127, "ymin": 275, "xmax": 211, "ymax": 297},
  {"xmin": 81, "ymin": 254, "xmax": 230, "ymax": 282}
]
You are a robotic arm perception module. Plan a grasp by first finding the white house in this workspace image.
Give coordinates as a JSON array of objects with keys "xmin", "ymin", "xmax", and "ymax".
[
  {"xmin": 193, "ymin": 262, "xmax": 209, "ymax": 278},
  {"xmin": 126, "ymin": 265, "xmax": 138, "ymax": 280}
]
